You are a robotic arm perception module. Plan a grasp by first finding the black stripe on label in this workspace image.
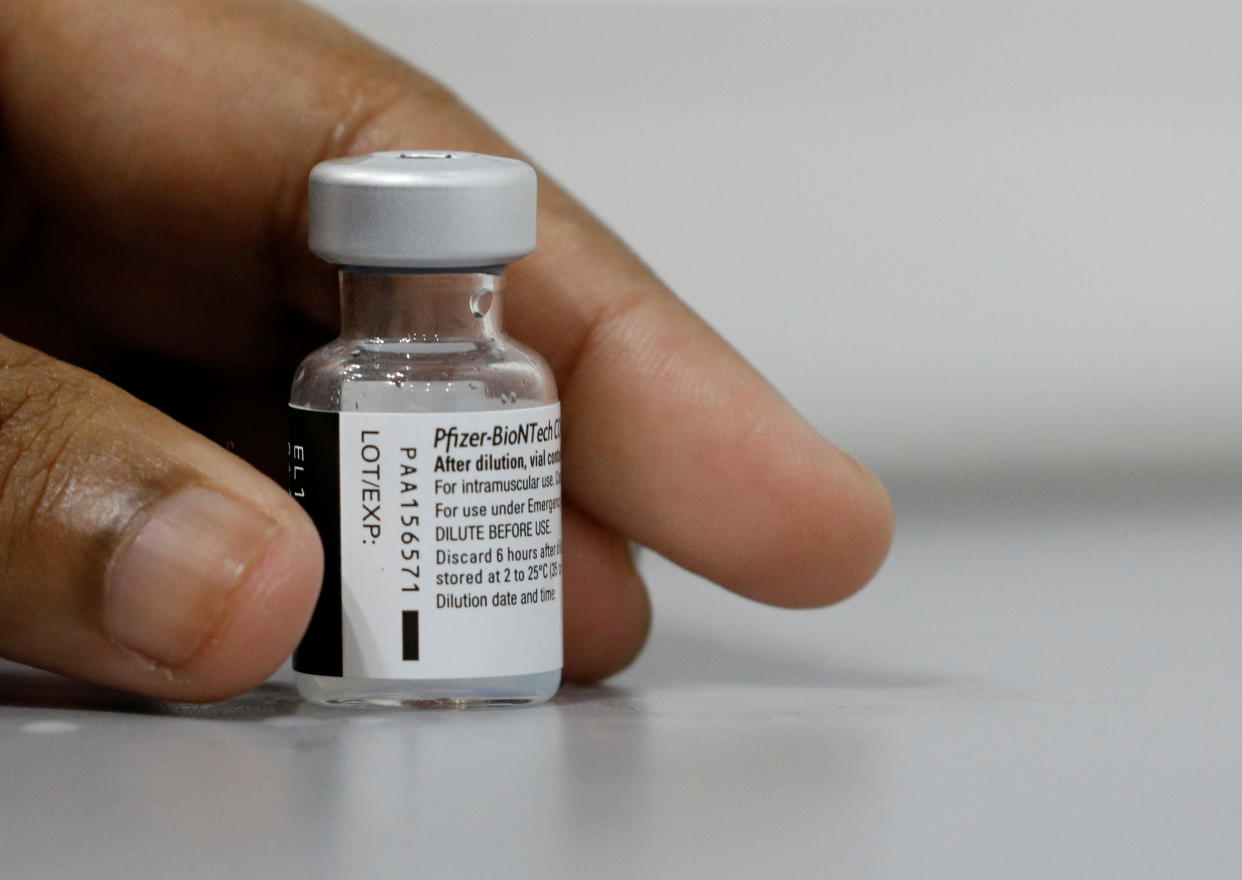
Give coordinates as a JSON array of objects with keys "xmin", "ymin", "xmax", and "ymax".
[
  {"xmin": 402, "ymin": 611, "xmax": 420, "ymax": 662},
  {"xmin": 289, "ymin": 407, "xmax": 343, "ymax": 676}
]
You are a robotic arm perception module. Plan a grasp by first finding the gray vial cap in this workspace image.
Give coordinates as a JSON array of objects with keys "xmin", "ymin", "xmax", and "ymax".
[{"xmin": 308, "ymin": 151, "xmax": 537, "ymax": 269}]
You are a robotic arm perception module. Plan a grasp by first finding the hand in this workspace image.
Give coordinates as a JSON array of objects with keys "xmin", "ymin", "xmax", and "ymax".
[{"xmin": 0, "ymin": 0, "xmax": 892, "ymax": 700}]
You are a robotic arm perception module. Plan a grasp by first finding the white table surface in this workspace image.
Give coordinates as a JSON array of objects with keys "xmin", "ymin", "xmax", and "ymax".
[{"xmin": 3, "ymin": 471, "xmax": 1238, "ymax": 878}]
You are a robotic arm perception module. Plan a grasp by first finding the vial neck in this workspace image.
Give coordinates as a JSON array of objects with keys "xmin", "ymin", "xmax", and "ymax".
[{"xmin": 339, "ymin": 269, "xmax": 503, "ymax": 340}]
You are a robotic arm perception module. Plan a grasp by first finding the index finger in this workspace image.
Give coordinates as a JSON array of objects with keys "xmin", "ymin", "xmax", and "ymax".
[{"xmin": 1, "ymin": 0, "xmax": 892, "ymax": 606}]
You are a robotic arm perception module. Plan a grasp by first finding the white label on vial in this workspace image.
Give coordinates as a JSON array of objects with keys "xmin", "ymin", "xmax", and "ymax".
[{"xmin": 337, "ymin": 403, "xmax": 562, "ymax": 680}]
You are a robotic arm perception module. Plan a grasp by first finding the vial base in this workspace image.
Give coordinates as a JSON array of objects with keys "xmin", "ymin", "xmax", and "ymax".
[{"xmin": 295, "ymin": 669, "xmax": 561, "ymax": 709}]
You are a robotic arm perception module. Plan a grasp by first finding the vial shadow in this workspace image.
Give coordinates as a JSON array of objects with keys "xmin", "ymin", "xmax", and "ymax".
[{"xmin": 0, "ymin": 662, "xmax": 641, "ymax": 723}]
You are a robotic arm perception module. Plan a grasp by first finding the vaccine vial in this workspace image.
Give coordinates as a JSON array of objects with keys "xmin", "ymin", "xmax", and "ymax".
[{"xmin": 287, "ymin": 151, "xmax": 562, "ymax": 707}]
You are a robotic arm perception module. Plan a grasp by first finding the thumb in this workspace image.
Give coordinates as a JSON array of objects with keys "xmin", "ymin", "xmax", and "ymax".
[{"xmin": 0, "ymin": 336, "xmax": 321, "ymax": 701}]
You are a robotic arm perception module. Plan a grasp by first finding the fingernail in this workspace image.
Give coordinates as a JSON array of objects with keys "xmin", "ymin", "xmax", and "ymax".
[{"xmin": 104, "ymin": 486, "xmax": 277, "ymax": 666}]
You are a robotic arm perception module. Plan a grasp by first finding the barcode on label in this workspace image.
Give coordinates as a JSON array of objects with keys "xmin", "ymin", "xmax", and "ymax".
[{"xmin": 402, "ymin": 610, "xmax": 420, "ymax": 661}]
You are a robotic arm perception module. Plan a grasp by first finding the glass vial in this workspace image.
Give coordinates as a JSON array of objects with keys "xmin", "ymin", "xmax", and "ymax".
[{"xmin": 288, "ymin": 151, "xmax": 562, "ymax": 707}]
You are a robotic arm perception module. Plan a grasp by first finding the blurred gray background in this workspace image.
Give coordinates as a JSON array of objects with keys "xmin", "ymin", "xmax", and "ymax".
[{"xmin": 313, "ymin": 0, "xmax": 1241, "ymax": 488}]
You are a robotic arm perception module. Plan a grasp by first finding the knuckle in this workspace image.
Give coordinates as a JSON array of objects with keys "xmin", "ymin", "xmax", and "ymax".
[{"xmin": 0, "ymin": 350, "xmax": 98, "ymax": 537}]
